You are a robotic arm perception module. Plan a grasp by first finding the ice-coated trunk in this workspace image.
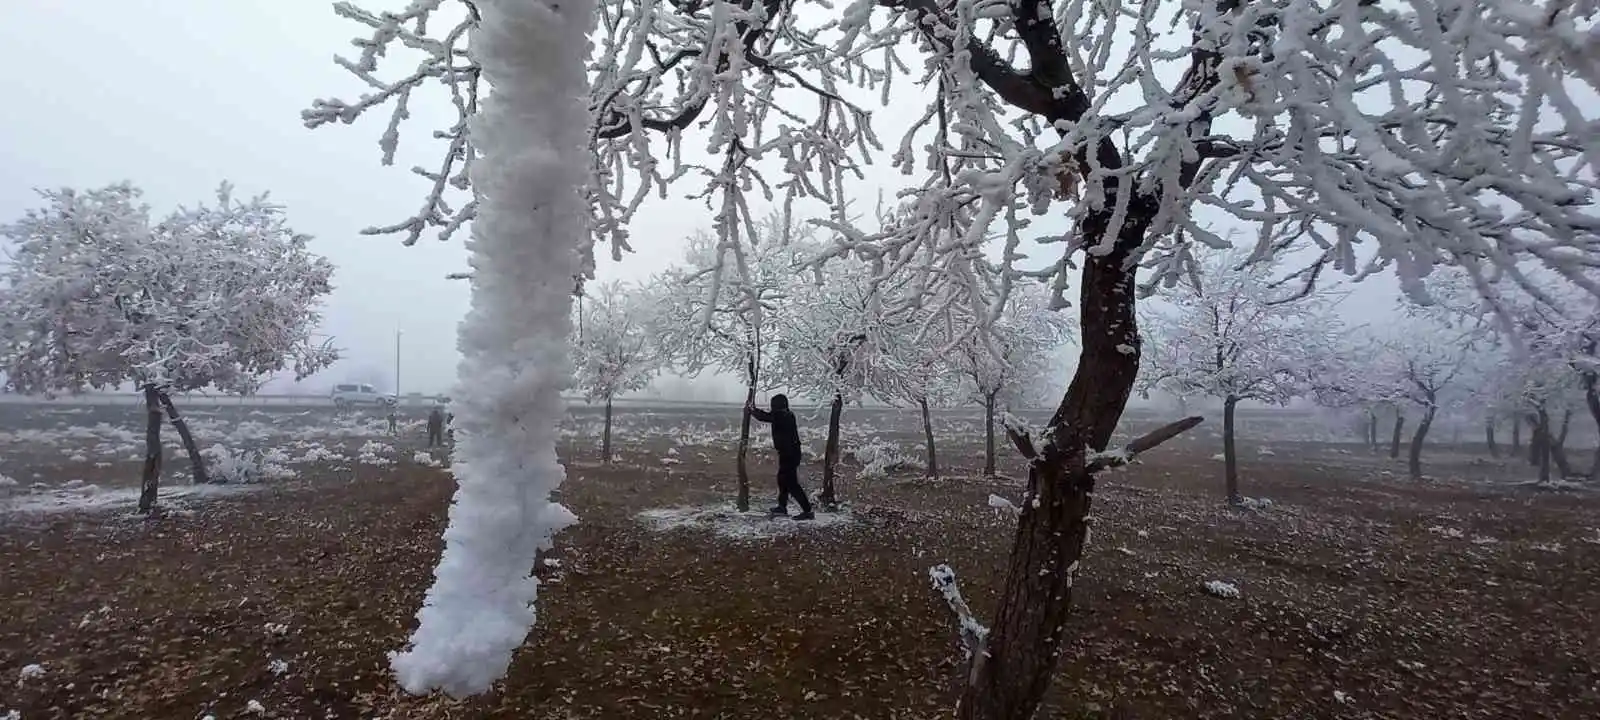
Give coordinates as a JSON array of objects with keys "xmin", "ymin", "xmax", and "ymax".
[
  {"xmin": 138, "ymin": 384, "xmax": 163, "ymax": 514},
  {"xmin": 820, "ymin": 391, "xmax": 843, "ymax": 508},
  {"xmin": 1408, "ymin": 404, "xmax": 1435, "ymax": 480},
  {"xmin": 954, "ymin": 209, "xmax": 1156, "ymax": 720},
  {"xmin": 919, "ymin": 396, "xmax": 939, "ymax": 479},
  {"xmin": 1223, "ymin": 395, "xmax": 1240, "ymax": 502},
  {"xmin": 157, "ymin": 391, "xmax": 208, "ymax": 484},
  {"xmin": 1485, "ymin": 418, "xmax": 1498, "ymax": 458},
  {"xmin": 602, "ymin": 396, "xmax": 614, "ymax": 464},
  {"xmin": 389, "ymin": 0, "xmax": 596, "ymax": 698},
  {"xmin": 982, "ymin": 391, "xmax": 998, "ymax": 477},
  {"xmin": 734, "ymin": 359, "xmax": 756, "ymax": 512},
  {"xmin": 1389, "ymin": 413, "xmax": 1405, "ymax": 459}
]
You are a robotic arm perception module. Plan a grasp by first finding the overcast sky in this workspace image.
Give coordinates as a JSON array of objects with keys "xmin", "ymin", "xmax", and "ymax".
[{"xmin": 0, "ymin": 1, "xmax": 1403, "ymax": 402}]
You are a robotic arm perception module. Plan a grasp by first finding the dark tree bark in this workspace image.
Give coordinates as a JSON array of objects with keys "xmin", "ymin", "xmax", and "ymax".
[
  {"xmin": 1512, "ymin": 415, "xmax": 1522, "ymax": 451},
  {"xmin": 156, "ymin": 391, "xmax": 208, "ymax": 484},
  {"xmin": 602, "ymin": 395, "xmax": 614, "ymax": 464},
  {"xmin": 1485, "ymin": 418, "xmax": 1499, "ymax": 458},
  {"xmin": 1223, "ymin": 395, "xmax": 1240, "ymax": 502},
  {"xmin": 1585, "ymin": 375, "xmax": 1600, "ymax": 481},
  {"xmin": 1408, "ymin": 404, "xmax": 1436, "ymax": 480},
  {"xmin": 1366, "ymin": 410, "xmax": 1379, "ymax": 451},
  {"xmin": 919, "ymin": 396, "xmax": 939, "ymax": 479},
  {"xmin": 1550, "ymin": 409, "xmax": 1574, "ymax": 478},
  {"xmin": 1528, "ymin": 413, "xmax": 1545, "ymax": 466},
  {"xmin": 1535, "ymin": 409, "xmax": 1552, "ymax": 483},
  {"xmin": 1390, "ymin": 413, "xmax": 1406, "ymax": 459},
  {"xmin": 820, "ymin": 391, "xmax": 844, "ymax": 509},
  {"xmin": 138, "ymin": 385, "xmax": 164, "ymax": 514},
  {"xmin": 734, "ymin": 359, "xmax": 756, "ymax": 512},
  {"xmin": 952, "ymin": 193, "xmax": 1187, "ymax": 720},
  {"xmin": 982, "ymin": 391, "xmax": 999, "ymax": 477}
]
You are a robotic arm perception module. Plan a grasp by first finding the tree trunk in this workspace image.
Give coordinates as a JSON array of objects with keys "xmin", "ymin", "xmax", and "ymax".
[
  {"xmin": 1485, "ymin": 418, "xmax": 1499, "ymax": 458},
  {"xmin": 820, "ymin": 391, "xmax": 844, "ymax": 508},
  {"xmin": 1512, "ymin": 415, "xmax": 1522, "ymax": 451},
  {"xmin": 1223, "ymin": 395, "xmax": 1240, "ymax": 503},
  {"xmin": 953, "ymin": 208, "xmax": 1154, "ymax": 720},
  {"xmin": 1366, "ymin": 410, "xmax": 1378, "ymax": 450},
  {"xmin": 735, "ymin": 378, "xmax": 756, "ymax": 512},
  {"xmin": 157, "ymin": 391, "xmax": 208, "ymax": 484},
  {"xmin": 1528, "ymin": 413, "xmax": 1544, "ymax": 466},
  {"xmin": 982, "ymin": 392, "xmax": 998, "ymax": 477},
  {"xmin": 602, "ymin": 396, "xmax": 614, "ymax": 464},
  {"xmin": 919, "ymin": 396, "xmax": 939, "ymax": 479},
  {"xmin": 1389, "ymin": 413, "xmax": 1405, "ymax": 459},
  {"xmin": 1408, "ymin": 405, "xmax": 1435, "ymax": 480},
  {"xmin": 138, "ymin": 385, "xmax": 163, "ymax": 514},
  {"xmin": 1536, "ymin": 409, "xmax": 1552, "ymax": 483},
  {"xmin": 1550, "ymin": 409, "xmax": 1574, "ymax": 478},
  {"xmin": 1585, "ymin": 377, "xmax": 1600, "ymax": 481}
]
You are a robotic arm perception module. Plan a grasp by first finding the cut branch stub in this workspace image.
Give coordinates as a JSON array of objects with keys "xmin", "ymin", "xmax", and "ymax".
[
  {"xmin": 1085, "ymin": 416, "xmax": 1204, "ymax": 474},
  {"xmin": 928, "ymin": 563, "xmax": 988, "ymax": 686}
]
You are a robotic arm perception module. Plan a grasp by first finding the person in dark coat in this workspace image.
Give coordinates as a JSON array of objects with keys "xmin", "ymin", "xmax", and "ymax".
[
  {"xmin": 427, "ymin": 406, "xmax": 446, "ymax": 448},
  {"xmin": 747, "ymin": 393, "xmax": 814, "ymax": 520}
]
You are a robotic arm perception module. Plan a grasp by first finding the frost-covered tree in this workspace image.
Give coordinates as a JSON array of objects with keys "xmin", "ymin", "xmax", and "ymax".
[
  {"xmin": 311, "ymin": 0, "xmax": 1600, "ymax": 714},
  {"xmin": 1368, "ymin": 317, "xmax": 1481, "ymax": 480},
  {"xmin": 572, "ymin": 280, "xmax": 659, "ymax": 463},
  {"xmin": 1140, "ymin": 252, "xmax": 1343, "ymax": 502},
  {"xmin": 950, "ymin": 284, "xmax": 1072, "ymax": 477},
  {"xmin": 0, "ymin": 183, "xmax": 337, "ymax": 512},
  {"xmin": 651, "ymin": 222, "xmax": 803, "ymax": 511},
  {"xmin": 769, "ymin": 251, "xmax": 903, "ymax": 507},
  {"xmin": 877, "ymin": 306, "xmax": 964, "ymax": 479}
]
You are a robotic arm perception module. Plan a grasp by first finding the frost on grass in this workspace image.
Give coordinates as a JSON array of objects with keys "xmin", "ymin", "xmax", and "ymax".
[
  {"xmin": 2, "ymin": 483, "xmax": 254, "ymax": 516},
  {"xmin": 385, "ymin": 0, "xmax": 596, "ymax": 699},
  {"xmin": 637, "ymin": 505, "xmax": 853, "ymax": 541},
  {"xmin": 1203, "ymin": 580, "xmax": 1241, "ymax": 599},
  {"xmin": 17, "ymin": 663, "xmax": 45, "ymax": 682}
]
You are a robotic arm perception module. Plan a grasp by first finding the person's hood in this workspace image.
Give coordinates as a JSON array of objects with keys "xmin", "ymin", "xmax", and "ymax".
[{"xmin": 771, "ymin": 394, "xmax": 789, "ymax": 411}]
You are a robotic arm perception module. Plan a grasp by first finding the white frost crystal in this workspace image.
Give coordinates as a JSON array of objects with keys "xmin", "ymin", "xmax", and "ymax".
[{"xmin": 388, "ymin": 0, "xmax": 596, "ymax": 698}]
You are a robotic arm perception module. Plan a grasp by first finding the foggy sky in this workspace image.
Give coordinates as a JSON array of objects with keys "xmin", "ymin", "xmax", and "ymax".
[{"xmin": 0, "ymin": 1, "xmax": 1404, "ymax": 402}]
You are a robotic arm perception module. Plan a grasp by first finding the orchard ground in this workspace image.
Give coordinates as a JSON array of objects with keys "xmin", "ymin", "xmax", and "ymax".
[{"xmin": 1, "ymin": 399, "xmax": 1597, "ymax": 719}]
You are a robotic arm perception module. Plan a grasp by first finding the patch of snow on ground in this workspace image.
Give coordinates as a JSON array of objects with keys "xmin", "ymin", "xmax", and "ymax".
[
  {"xmin": 1, "ymin": 483, "xmax": 256, "ymax": 516},
  {"xmin": 412, "ymin": 451, "xmax": 443, "ymax": 468},
  {"xmin": 637, "ymin": 504, "xmax": 853, "ymax": 541},
  {"xmin": 1203, "ymin": 580, "xmax": 1241, "ymax": 599},
  {"xmin": 18, "ymin": 663, "xmax": 45, "ymax": 682}
]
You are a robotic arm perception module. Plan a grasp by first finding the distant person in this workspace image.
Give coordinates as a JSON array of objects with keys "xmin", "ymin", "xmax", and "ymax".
[
  {"xmin": 386, "ymin": 406, "xmax": 398, "ymax": 435},
  {"xmin": 427, "ymin": 405, "xmax": 446, "ymax": 448},
  {"xmin": 746, "ymin": 393, "xmax": 813, "ymax": 520}
]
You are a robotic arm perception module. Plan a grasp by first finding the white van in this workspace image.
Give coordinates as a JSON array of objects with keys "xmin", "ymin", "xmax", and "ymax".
[{"xmin": 330, "ymin": 383, "xmax": 393, "ymax": 408}]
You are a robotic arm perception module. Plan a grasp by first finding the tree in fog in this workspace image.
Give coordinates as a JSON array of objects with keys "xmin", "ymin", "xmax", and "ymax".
[
  {"xmin": 949, "ymin": 284, "xmax": 1072, "ymax": 478},
  {"xmin": 0, "ymin": 183, "xmax": 337, "ymax": 512},
  {"xmin": 877, "ymin": 306, "xmax": 964, "ymax": 480},
  {"xmin": 311, "ymin": 0, "xmax": 1600, "ymax": 712},
  {"xmin": 1140, "ymin": 252, "xmax": 1343, "ymax": 502},
  {"xmin": 572, "ymin": 280, "xmax": 659, "ymax": 463},
  {"xmin": 1369, "ymin": 318, "xmax": 1481, "ymax": 480},
  {"xmin": 650, "ymin": 223, "xmax": 803, "ymax": 511}
]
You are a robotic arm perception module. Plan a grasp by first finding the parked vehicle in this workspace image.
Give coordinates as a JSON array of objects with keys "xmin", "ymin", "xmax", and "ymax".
[{"xmin": 330, "ymin": 383, "xmax": 395, "ymax": 409}]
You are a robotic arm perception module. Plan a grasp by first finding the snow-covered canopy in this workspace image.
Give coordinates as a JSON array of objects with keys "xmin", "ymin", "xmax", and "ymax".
[{"xmin": 0, "ymin": 183, "xmax": 338, "ymax": 395}]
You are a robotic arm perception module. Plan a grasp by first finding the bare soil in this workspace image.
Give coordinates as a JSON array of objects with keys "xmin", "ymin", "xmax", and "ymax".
[{"xmin": 2, "ymin": 419, "xmax": 1598, "ymax": 719}]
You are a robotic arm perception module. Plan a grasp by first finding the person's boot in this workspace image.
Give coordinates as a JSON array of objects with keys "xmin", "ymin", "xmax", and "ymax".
[
  {"xmin": 793, "ymin": 510, "xmax": 815, "ymax": 521},
  {"xmin": 768, "ymin": 506, "xmax": 788, "ymax": 517}
]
